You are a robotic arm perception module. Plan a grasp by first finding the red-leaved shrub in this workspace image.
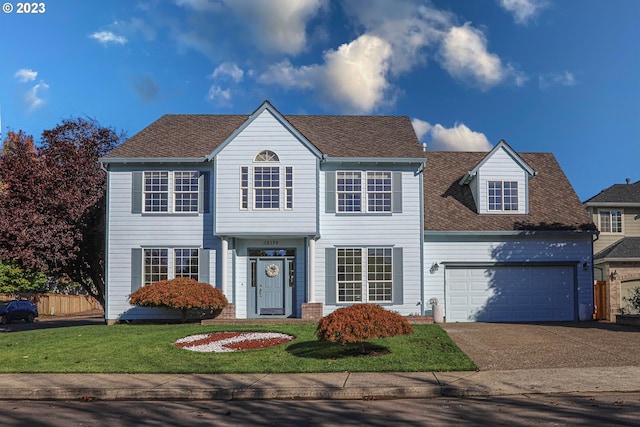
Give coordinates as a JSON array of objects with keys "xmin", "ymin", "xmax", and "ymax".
[
  {"xmin": 316, "ymin": 304, "xmax": 413, "ymax": 346},
  {"xmin": 129, "ymin": 278, "xmax": 228, "ymax": 322}
]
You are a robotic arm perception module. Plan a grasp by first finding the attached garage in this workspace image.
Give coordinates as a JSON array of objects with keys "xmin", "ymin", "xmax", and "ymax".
[{"xmin": 445, "ymin": 265, "xmax": 576, "ymax": 322}]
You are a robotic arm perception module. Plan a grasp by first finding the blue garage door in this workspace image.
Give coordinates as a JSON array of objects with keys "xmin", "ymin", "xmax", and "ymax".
[{"xmin": 445, "ymin": 266, "xmax": 575, "ymax": 322}]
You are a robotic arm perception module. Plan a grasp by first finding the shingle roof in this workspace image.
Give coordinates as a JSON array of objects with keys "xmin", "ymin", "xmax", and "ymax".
[
  {"xmin": 595, "ymin": 237, "xmax": 640, "ymax": 260},
  {"xmin": 103, "ymin": 114, "xmax": 425, "ymax": 160},
  {"xmin": 423, "ymin": 151, "xmax": 596, "ymax": 232},
  {"xmin": 584, "ymin": 180, "xmax": 640, "ymax": 204}
]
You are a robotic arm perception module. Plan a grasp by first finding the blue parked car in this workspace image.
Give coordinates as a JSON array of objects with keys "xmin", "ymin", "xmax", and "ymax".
[{"xmin": 0, "ymin": 300, "xmax": 38, "ymax": 324}]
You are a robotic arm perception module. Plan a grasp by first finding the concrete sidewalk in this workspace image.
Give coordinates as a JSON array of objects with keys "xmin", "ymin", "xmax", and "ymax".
[{"xmin": 2, "ymin": 366, "xmax": 640, "ymax": 401}]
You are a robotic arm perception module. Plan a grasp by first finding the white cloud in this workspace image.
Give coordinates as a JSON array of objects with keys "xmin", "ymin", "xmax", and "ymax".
[
  {"xmin": 90, "ymin": 31, "xmax": 127, "ymax": 45},
  {"xmin": 412, "ymin": 118, "xmax": 492, "ymax": 151},
  {"xmin": 206, "ymin": 85, "xmax": 231, "ymax": 103},
  {"xmin": 211, "ymin": 62, "xmax": 244, "ymax": 83},
  {"xmin": 25, "ymin": 81, "xmax": 49, "ymax": 112},
  {"xmin": 342, "ymin": 1, "xmax": 453, "ymax": 75},
  {"xmin": 439, "ymin": 23, "xmax": 525, "ymax": 90},
  {"xmin": 498, "ymin": 0, "xmax": 549, "ymax": 25},
  {"xmin": 222, "ymin": 0, "xmax": 326, "ymax": 55},
  {"xmin": 14, "ymin": 69, "xmax": 38, "ymax": 83},
  {"xmin": 322, "ymin": 34, "xmax": 392, "ymax": 113},
  {"xmin": 539, "ymin": 71, "xmax": 576, "ymax": 89},
  {"xmin": 260, "ymin": 34, "xmax": 392, "ymax": 114}
]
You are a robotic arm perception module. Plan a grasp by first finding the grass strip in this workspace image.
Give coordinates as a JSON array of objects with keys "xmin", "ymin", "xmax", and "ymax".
[{"xmin": 0, "ymin": 323, "xmax": 476, "ymax": 373}]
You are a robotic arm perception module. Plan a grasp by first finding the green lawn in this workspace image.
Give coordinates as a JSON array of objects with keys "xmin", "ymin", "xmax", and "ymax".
[{"xmin": 0, "ymin": 323, "xmax": 476, "ymax": 373}]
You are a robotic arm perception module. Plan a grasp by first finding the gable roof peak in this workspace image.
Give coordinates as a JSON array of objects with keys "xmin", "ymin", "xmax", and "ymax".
[{"xmin": 459, "ymin": 140, "xmax": 537, "ymax": 185}]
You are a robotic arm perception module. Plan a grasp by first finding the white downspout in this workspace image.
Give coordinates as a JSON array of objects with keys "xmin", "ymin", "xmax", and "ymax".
[
  {"xmin": 308, "ymin": 238, "xmax": 316, "ymax": 303},
  {"xmin": 221, "ymin": 238, "xmax": 228, "ymax": 297}
]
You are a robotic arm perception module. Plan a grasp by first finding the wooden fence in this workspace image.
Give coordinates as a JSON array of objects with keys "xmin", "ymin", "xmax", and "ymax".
[{"xmin": 0, "ymin": 294, "xmax": 102, "ymax": 316}]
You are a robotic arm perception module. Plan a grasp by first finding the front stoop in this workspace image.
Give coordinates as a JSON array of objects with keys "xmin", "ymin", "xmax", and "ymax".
[{"xmin": 302, "ymin": 303, "xmax": 323, "ymax": 319}]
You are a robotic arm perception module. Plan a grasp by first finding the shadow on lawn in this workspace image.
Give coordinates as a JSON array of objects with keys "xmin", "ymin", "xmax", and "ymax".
[{"xmin": 286, "ymin": 340, "xmax": 390, "ymax": 359}]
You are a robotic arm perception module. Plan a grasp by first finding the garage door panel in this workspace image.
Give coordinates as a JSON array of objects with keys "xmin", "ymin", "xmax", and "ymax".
[{"xmin": 445, "ymin": 266, "xmax": 575, "ymax": 322}]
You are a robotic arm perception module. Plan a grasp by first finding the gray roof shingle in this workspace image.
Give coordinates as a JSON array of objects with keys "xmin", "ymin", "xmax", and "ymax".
[
  {"xmin": 595, "ymin": 237, "xmax": 640, "ymax": 260},
  {"xmin": 423, "ymin": 151, "xmax": 596, "ymax": 232},
  {"xmin": 584, "ymin": 180, "xmax": 640, "ymax": 204}
]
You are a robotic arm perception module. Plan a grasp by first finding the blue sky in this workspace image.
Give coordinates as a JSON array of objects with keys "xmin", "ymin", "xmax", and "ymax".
[{"xmin": 0, "ymin": 0, "xmax": 638, "ymax": 200}]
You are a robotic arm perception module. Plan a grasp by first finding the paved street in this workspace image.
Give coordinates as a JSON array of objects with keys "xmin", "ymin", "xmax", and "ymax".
[{"xmin": 2, "ymin": 393, "xmax": 639, "ymax": 426}]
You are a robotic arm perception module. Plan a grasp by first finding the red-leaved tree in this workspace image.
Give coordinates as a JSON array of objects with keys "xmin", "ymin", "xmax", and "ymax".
[{"xmin": 0, "ymin": 119, "xmax": 122, "ymax": 307}]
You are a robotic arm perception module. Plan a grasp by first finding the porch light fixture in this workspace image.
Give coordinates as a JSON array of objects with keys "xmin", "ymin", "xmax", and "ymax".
[
  {"xmin": 429, "ymin": 262, "xmax": 439, "ymax": 274},
  {"xmin": 582, "ymin": 261, "xmax": 589, "ymax": 271},
  {"xmin": 610, "ymin": 270, "xmax": 618, "ymax": 280}
]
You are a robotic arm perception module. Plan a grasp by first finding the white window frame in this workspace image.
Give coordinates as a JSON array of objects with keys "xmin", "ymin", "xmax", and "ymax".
[
  {"xmin": 143, "ymin": 248, "xmax": 200, "ymax": 285},
  {"xmin": 337, "ymin": 170, "xmax": 393, "ymax": 213},
  {"xmin": 174, "ymin": 248, "xmax": 199, "ymax": 280},
  {"xmin": 366, "ymin": 171, "xmax": 392, "ymax": 213},
  {"xmin": 240, "ymin": 166, "xmax": 249, "ymax": 210},
  {"xmin": 173, "ymin": 171, "xmax": 199, "ymax": 213},
  {"xmin": 253, "ymin": 166, "xmax": 280, "ymax": 210},
  {"xmin": 599, "ymin": 209, "xmax": 623, "ymax": 233},
  {"xmin": 285, "ymin": 166, "xmax": 294, "ymax": 210},
  {"xmin": 143, "ymin": 171, "xmax": 169, "ymax": 213},
  {"xmin": 336, "ymin": 247, "xmax": 393, "ymax": 304},
  {"xmin": 143, "ymin": 248, "xmax": 168, "ymax": 285},
  {"xmin": 487, "ymin": 180, "xmax": 519, "ymax": 212}
]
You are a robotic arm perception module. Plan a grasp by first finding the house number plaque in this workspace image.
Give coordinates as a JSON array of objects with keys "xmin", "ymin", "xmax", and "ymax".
[{"xmin": 263, "ymin": 240, "xmax": 279, "ymax": 246}]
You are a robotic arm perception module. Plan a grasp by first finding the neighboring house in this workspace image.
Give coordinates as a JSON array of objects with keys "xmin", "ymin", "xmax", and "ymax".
[
  {"xmin": 584, "ymin": 179, "xmax": 640, "ymax": 317},
  {"xmin": 100, "ymin": 101, "xmax": 596, "ymax": 324}
]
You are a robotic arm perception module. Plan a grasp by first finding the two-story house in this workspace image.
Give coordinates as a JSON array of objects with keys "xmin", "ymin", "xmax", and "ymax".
[
  {"xmin": 100, "ymin": 101, "xmax": 596, "ymax": 324},
  {"xmin": 584, "ymin": 179, "xmax": 640, "ymax": 317}
]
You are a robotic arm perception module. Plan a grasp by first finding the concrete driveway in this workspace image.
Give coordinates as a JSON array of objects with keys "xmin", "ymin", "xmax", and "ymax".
[{"xmin": 441, "ymin": 321, "xmax": 640, "ymax": 371}]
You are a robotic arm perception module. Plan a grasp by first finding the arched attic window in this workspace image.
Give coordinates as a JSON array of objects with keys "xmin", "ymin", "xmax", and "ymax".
[{"xmin": 254, "ymin": 150, "xmax": 279, "ymax": 162}]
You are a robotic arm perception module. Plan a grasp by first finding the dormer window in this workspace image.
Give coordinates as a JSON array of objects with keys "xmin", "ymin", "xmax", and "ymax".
[{"xmin": 488, "ymin": 181, "xmax": 518, "ymax": 212}]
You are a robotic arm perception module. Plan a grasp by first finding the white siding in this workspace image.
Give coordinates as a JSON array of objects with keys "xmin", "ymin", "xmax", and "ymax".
[
  {"xmin": 215, "ymin": 109, "xmax": 318, "ymax": 235},
  {"xmin": 316, "ymin": 164, "xmax": 424, "ymax": 316},
  {"xmin": 476, "ymin": 147, "xmax": 528, "ymax": 214},
  {"xmin": 424, "ymin": 233, "xmax": 594, "ymax": 321},
  {"xmin": 105, "ymin": 166, "xmax": 219, "ymax": 321}
]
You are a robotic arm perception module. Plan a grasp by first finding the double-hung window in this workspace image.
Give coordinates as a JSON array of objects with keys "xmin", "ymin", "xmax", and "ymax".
[
  {"xmin": 336, "ymin": 247, "xmax": 393, "ymax": 303},
  {"xmin": 143, "ymin": 248, "xmax": 199, "ymax": 285},
  {"xmin": 174, "ymin": 171, "xmax": 199, "ymax": 212},
  {"xmin": 142, "ymin": 171, "xmax": 199, "ymax": 213},
  {"xmin": 144, "ymin": 172, "xmax": 169, "ymax": 212},
  {"xmin": 337, "ymin": 171, "xmax": 362, "ymax": 212},
  {"xmin": 488, "ymin": 181, "xmax": 518, "ymax": 211},
  {"xmin": 254, "ymin": 166, "xmax": 280, "ymax": 209},
  {"xmin": 337, "ymin": 171, "xmax": 393, "ymax": 213},
  {"xmin": 143, "ymin": 248, "xmax": 168, "ymax": 285},
  {"xmin": 599, "ymin": 210, "xmax": 622, "ymax": 233},
  {"xmin": 367, "ymin": 171, "xmax": 392, "ymax": 212},
  {"xmin": 174, "ymin": 248, "xmax": 199, "ymax": 280}
]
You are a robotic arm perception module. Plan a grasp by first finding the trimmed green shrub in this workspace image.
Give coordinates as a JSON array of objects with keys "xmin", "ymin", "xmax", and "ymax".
[
  {"xmin": 129, "ymin": 278, "xmax": 228, "ymax": 322},
  {"xmin": 316, "ymin": 304, "xmax": 414, "ymax": 350}
]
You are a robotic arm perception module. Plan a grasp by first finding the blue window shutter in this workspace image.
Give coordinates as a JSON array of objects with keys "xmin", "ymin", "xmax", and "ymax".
[
  {"xmin": 393, "ymin": 247, "xmax": 403, "ymax": 304},
  {"xmin": 131, "ymin": 248, "xmax": 143, "ymax": 293},
  {"xmin": 326, "ymin": 171, "xmax": 336, "ymax": 213},
  {"xmin": 325, "ymin": 247, "xmax": 336, "ymax": 305},
  {"xmin": 199, "ymin": 172, "xmax": 210, "ymax": 213},
  {"xmin": 392, "ymin": 172, "xmax": 402, "ymax": 213},
  {"xmin": 132, "ymin": 172, "xmax": 143, "ymax": 214},
  {"xmin": 199, "ymin": 249, "xmax": 210, "ymax": 283}
]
